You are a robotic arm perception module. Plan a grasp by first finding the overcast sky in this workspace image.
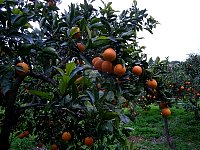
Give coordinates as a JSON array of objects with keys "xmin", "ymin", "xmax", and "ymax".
[{"xmin": 58, "ymin": 0, "xmax": 200, "ymax": 61}]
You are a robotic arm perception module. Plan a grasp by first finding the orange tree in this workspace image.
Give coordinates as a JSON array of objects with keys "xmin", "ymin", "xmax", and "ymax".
[
  {"xmin": 0, "ymin": 0, "xmax": 163, "ymax": 149},
  {"xmin": 166, "ymin": 54, "xmax": 200, "ymax": 119}
]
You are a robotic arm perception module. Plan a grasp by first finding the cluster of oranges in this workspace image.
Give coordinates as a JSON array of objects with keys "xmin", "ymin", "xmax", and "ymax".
[
  {"xmin": 146, "ymin": 79, "xmax": 171, "ymax": 117},
  {"xmin": 159, "ymin": 102, "xmax": 171, "ymax": 117},
  {"xmin": 92, "ymin": 47, "xmax": 145, "ymax": 78},
  {"xmin": 92, "ymin": 48, "xmax": 124, "ymax": 76},
  {"xmin": 51, "ymin": 132, "xmax": 94, "ymax": 150}
]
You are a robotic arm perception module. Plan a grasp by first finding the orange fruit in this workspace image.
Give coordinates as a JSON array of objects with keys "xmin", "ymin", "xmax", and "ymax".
[
  {"xmin": 23, "ymin": 131, "xmax": 29, "ymax": 137},
  {"xmin": 48, "ymin": 0, "xmax": 56, "ymax": 7},
  {"xmin": 16, "ymin": 62, "xmax": 29, "ymax": 76},
  {"xmin": 103, "ymin": 48, "xmax": 116, "ymax": 62},
  {"xmin": 94, "ymin": 59, "xmax": 104, "ymax": 71},
  {"xmin": 70, "ymin": 27, "xmax": 81, "ymax": 39},
  {"xmin": 161, "ymin": 108, "xmax": 171, "ymax": 117},
  {"xmin": 147, "ymin": 79, "xmax": 157, "ymax": 89},
  {"xmin": 77, "ymin": 42, "xmax": 85, "ymax": 52},
  {"xmin": 18, "ymin": 133, "xmax": 24, "ymax": 139},
  {"xmin": 159, "ymin": 102, "xmax": 167, "ymax": 109},
  {"xmin": 92, "ymin": 57, "xmax": 101, "ymax": 65},
  {"xmin": 62, "ymin": 131, "xmax": 72, "ymax": 141},
  {"xmin": 51, "ymin": 144, "xmax": 57, "ymax": 150},
  {"xmin": 101, "ymin": 61, "xmax": 113, "ymax": 73},
  {"xmin": 180, "ymin": 86, "xmax": 184, "ymax": 90},
  {"xmin": 84, "ymin": 137, "xmax": 94, "ymax": 146},
  {"xmin": 185, "ymin": 81, "xmax": 190, "ymax": 85},
  {"xmin": 132, "ymin": 65, "xmax": 142, "ymax": 76},
  {"xmin": 113, "ymin": 64, "xmax": 126, "ymax": 77}
]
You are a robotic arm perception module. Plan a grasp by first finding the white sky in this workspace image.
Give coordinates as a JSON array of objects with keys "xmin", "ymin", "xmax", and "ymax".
[{"xmin": 58, "ymin": 0, "xmax": 200, "ymax": 61}]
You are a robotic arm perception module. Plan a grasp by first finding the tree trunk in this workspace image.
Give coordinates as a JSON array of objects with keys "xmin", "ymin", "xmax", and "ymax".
[
  {"xmin": 163, "ymin": 116, "xmax": 175, "ymax": 150},
  {"xmin": 0, "ymin": 77, "xmax": 24, "ymax": 150}
]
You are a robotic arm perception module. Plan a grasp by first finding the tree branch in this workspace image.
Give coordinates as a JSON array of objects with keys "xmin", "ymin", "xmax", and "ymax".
[{"xmin": 27, "ymin": 72, "xmax": 56, "ymax": 87}]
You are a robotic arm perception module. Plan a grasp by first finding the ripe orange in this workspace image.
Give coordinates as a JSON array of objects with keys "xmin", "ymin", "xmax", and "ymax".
[
  {"xmin": 51, "ymin": 144, "xmax": 57, "ymax": 150},
  {"xmin": 132, "ymin": 65, "xmax": 142, "ymax": 76},
  {"xmin": 77, "ymin": 42, "xmax": 85, "ymax": 52},
  {"xmin": 92, "ymin": 57, "xmax": 101, "ymax": 65},
  {"xmin": 18, "ymin": 133, "xmax": 24, "ymax": 139},
  {"xmin": 161, "ymin": 108, "xmax": 171, "ymax": 117},
  {"xmin": 48, "ymin": 0, "xmax": 56, "ymax": 7},
  {"xmin": 147, "ymin": 79, "xmax": 157, "ymax": 89},
  {"xmin": 103, "ymin": 48, "xmax": 116, "ymax": 62},
  {"xmin": 180, "ymin": 86, "xmax": 184, "ymax": 90},
  {"xmin": 159, "ymin": 102, "xmax": 167, "ymax": 109},
  {"xmin": 62, "ymin": 131, "xmax": 72, "ymax": 141},
  {"xmin": 113, "ymin": 64, "xmax": 126, "ymax": 77},
  {"xmin": 185, "ymin": 81, "xmax": 190, "ymax": 85},
  {"xmin": 101, "ymin": 61, "xmax": 113, "ymax": 73},
  {"xmin": 187, "ymin": 87, "xmax": 191, "ymax": 92},
  {"xmin": 23, "ymin": 131, "xmax": 29, "ymax": 137},
  {"xmin": 94, "ymin": 59, "xmax": 104, "ymax": 71},
  {"xmin": 84, "ymin": 137, "xmax": 94, "ymax": 146},
  {"xmin": 16, "ymin": 62, "xmax": 29, "ymax": 76}
]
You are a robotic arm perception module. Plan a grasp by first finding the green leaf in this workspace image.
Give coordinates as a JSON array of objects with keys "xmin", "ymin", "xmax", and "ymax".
[
  {"xmin": 54, "ymin": 67, "xmax": 65, "ymax": 76},
  {"xmin": 71, "ymin": 15, "xmax": 84, "ymax": 26},
  {"xmin": 12, "ymin": 8, "xmax": 23, "ymax": 15},
  {"xmin": 13, "ymin": 16, "xmax": 28, "ymax": 27},
  {"xmin": 120, "ymin": 30, "xmax": 134, "ymax": 38},
  {"xmin": 84, "ymin": 100, "xmax": 96, "ymax": 112},
  {"xmin": 102, "ymin": 111, "xmax": 119, "ymax": 120},
  {"xmin": 96, "ymin": 36, "xmax": 110, "ymax": 40},
  {"xmin": 65, "ymin": 62, "xmax": 76, "ymax": 76},
  {"xmin": 101, "ymin": 18, "xmax": 111, "ymax": 33},
  {"xmin": 17, "ymin": 43, "xmax": 34, "ymax": 56},
  {"xmin": 42, "ymin": 47, "xmax": 59, "ymax": 58},
  {"xmin": 71, "ymin": 83, "xmax": 78, "ymax": 100},
  {"xmin": 10, "ymin": 33, "xmax": 33, "ymax": 43},
  {"xmin": 59, "ymin": 75, "xmax": 70, "ymax": 95},
  {"xmin": 102, "ymin": 121, "xmax": 113, "ymax": 132},
  {"xmin": 155, "ymin": 56, "xmax": 160, "ymax": 64},
  {"xmin": 114, "ymin": 116, "xmax": 120, "ymax": 128},
  {"xmin": 106, "ymin": 91, "xmax": 114, "ymax": 101},
  {"xmin": 92, "ymin": 36, "xmax": 111, "ymax": 47},
  {"xmin": 86, "ymin": 25, "xmax": 91, "ymax": 39},
  {"xmin": 0, "ymin": 0, "xmax": 4, "ymax": 4},
  {"xmin": 86, "ymin": 90, "xmax": 95, "ymax": 103},
  {"xmin": 28, "ymin": 90, "xmax": 54, "ymax": 100},
  {"xmin": 90, "ymin": 22, "xmax": 104, "ymax": 29},
  {"xmin": 120, "ymin": 114, "xmax": 130, "ymax": 123}
]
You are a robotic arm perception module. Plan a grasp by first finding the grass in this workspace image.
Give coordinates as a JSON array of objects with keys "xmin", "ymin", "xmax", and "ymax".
[
  {"xmin": 126, "ymin": 104, "xmax": 200, "ymax": 150},
  {"xmin": 6, "ymin": 105, "xmax": 200, "ymax": 149}
]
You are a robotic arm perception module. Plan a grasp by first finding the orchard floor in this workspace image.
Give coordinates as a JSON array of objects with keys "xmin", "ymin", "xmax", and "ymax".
[
  {"xmin": 126, "ymin": 104, "xmax": 200, "ymax": 150},
  {"xmin": 8, "ymin": 105, "xmax": 200, "ymax": 150}
]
